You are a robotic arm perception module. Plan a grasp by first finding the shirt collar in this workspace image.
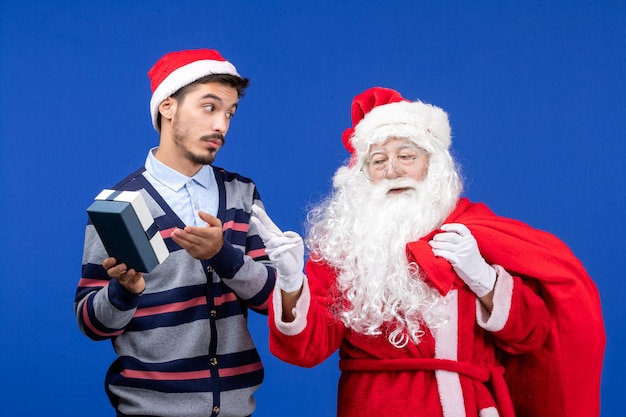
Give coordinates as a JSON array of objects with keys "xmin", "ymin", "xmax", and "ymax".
[{"xmin": 145, "ymin": 147, "xmax": 215, "ymax": 192}]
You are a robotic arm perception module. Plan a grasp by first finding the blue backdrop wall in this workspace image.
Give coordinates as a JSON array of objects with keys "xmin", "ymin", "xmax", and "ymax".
[{"xmin": 1, "ymin": 1, "xmax": 624, "ymax": 415}]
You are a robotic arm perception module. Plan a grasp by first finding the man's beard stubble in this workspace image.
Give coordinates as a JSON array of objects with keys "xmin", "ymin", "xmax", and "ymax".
[{"xmin": 172, "ymin": 116, "xmax": 224, "ymax": 166}]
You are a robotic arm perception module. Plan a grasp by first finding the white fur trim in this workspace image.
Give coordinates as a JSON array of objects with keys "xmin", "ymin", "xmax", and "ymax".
[
  {"xmin": 351, "ymin": 100, "xmax": 451, "ymax": 154},
  {"xmin": 479, "ymin": 406, "xmax": 500, "ymax": 417},
  {"xmin": 433, "ymin": 290, "xmax": 467, "ymax": 417},
  {"xmin": 272, "ymin": 277, "xmax": 310, "ymax": 336},
  {"xmin": 150, "ymin": 59, "xmax": 239, "ymax": 131},
  {"xmin": 476, "ymin": 265, "xmax": 513, "ymax": 332}
]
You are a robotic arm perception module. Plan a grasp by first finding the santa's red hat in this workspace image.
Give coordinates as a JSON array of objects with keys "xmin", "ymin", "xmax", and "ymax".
[
  {"xmin": 148, "ymin": 49, "xmax": 240, "ymax": 131},
  {"xmin": 342, "ymin": 87, "xmax": 451, "ymax": 166}
]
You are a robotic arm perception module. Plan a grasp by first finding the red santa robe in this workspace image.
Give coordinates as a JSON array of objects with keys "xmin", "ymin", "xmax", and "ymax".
[
  {"xmin": 268, "ymin": 199, "xmax": 604, "ymax": 417},
  {"xmin": 406, "ymin": 198, "xmax": 605, "ymax": 417}
]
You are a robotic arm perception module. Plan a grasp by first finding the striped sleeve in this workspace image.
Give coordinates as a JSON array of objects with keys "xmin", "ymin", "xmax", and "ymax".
[{"xmin": 208, "ymin": 170, "xmax": 276, "ymax": 313}]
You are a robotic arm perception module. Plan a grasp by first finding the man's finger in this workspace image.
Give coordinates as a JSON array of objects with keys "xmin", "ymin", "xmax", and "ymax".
[
  {"xmin": 106, "ymin": 262, "xmax": 128, "ymax": 277},
  {"xmin": 172, "ymin": 227, "xmax": 208, "ymax": 246},
  {"xmin": 103, "ymin": 257, "xmax": 118, "ymax": 270},
  {"xmin": 198, "ymin": 211, "xmax": 222, "ymax": 228}
]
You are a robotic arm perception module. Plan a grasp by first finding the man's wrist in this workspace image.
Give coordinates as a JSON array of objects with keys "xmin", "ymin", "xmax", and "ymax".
[{"xmin": 207, "ymin": 240, "xmax": 244, "ymax": 279}]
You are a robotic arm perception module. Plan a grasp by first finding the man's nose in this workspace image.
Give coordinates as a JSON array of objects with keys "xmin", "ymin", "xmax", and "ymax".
[{"xmin": 212, "ymin": 113, "xmax": 229, "ymax": 133}]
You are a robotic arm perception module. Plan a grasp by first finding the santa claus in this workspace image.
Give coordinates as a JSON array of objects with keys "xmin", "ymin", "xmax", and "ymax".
[{"xmin": 251, "ymin": 87, "xmax": 604, "ymax": 417}]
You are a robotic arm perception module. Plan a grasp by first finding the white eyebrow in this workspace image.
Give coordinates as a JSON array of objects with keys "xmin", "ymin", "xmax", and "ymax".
[
  {"xmin": 394, "ymin": 143, "xmax": 420, "ymax": 152},
  {"xmin": 369, "ymin": 149, "xmax": 387, "ymax": 156},
  {"xmin": 370, "ymin": 143, "xmax": 420, "ymax": 156}
]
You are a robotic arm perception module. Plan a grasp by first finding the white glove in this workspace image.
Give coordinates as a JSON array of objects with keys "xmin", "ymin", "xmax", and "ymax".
[
  {"xmin": 428, "ymin": 223, "xmax": 496, "ymax": 297},
  {"xmin": 250, "ymin": 204, "xmax": 304, "ymax": 292}
]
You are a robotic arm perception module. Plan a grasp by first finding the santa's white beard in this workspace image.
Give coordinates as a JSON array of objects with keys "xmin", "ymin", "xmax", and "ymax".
[{"xmin": 307, "ymin": 167, "xmax": 460, "ymax": 348}]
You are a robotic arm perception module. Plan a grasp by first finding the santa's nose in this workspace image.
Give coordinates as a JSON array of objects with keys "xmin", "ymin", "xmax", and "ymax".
[{"xmin": 383, "ymin": 159, "xmax": 402, "ymax": 179}]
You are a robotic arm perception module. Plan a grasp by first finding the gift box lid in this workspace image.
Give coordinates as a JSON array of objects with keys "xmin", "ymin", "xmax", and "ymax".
[{"xmin": 87, "ymin": 190, "xmax": 169, "ymax": 273}]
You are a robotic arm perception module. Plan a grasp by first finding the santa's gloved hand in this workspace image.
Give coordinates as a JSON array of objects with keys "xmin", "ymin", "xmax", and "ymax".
[
  {"xmin": 429, "ymin": 223, "xmax": 496, "ymax": 297},
  {"xmin": 250, "ymin": 204, "xmax": 304, "ymax": 292}
]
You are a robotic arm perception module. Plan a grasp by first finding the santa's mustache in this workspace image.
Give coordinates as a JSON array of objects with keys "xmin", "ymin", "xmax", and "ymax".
[{"xmin": 368, "ymin": 177, "xmax": 423, "ymax": 197}]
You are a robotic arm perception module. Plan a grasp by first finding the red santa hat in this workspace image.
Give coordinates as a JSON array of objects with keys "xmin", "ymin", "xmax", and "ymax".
[
  {"xmin": 148, "ymin": 48, "xmax": 240, "ymax": 131},
  {"xmin": 342, "ymin": 87, "xmax": 451, "ymax": 166}
]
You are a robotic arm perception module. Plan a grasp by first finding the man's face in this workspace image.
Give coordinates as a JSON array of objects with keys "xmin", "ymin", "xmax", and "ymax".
[
  {"xmin": 363, "ymin": 137, "xmax": 429, "ymax": 191},
  {"xmin": 170, "ymin": 81, "xmax": 239, "ymax": 167}
]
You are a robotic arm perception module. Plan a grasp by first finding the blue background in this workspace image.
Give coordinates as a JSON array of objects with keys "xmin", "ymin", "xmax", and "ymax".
[{"xmin": 1, "ymin": 1, "xmax": 623, "ymax": 415}]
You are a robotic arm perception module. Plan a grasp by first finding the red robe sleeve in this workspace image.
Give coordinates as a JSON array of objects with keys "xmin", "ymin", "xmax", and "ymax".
[
  {"xmin": 406, "ymin": 198, "xmax": 605, "ymax": 417},
  {"xmin": 268, "ymin": 259, "xmax": 346, "ymax": 368}
]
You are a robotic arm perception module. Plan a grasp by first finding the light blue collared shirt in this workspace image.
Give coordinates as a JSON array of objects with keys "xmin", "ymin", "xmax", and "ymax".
[{"xmin": 143, "ymin": 147, "xmax": 219, "ymax": 227}]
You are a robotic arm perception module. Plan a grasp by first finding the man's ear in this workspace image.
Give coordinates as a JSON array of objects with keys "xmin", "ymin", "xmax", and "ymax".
[{"xmin": 159, "ymin": 97, "xmax": 176, "ymax": 122}]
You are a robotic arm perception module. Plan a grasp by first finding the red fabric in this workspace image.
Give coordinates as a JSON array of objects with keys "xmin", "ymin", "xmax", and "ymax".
[
  {"xmin": 270, "ymin": 258, "xmax": 549, "ymax": 416},
  {"xmin": 341, "ymin": 87, "xmax": 406, "ymax": 164},
  {"xmin": 340, "ymin": 358, "xmax": 516, "ymax": 417},
  {"xmin": 147, "ymin": 49, "xmax": 228, "ymax": 92},
  {"xmin": 406, "ymin": 198, "xmax": 605, "ymax": 417}
]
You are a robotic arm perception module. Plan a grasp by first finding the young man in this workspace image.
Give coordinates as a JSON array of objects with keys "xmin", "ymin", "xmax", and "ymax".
[
  {"xmin": 75, "ymin": 49, "xmax": 276, "ymax": 417},
  {"xmin": 252, "ymin": 87, "xmax": 605, "ymax": 417}
]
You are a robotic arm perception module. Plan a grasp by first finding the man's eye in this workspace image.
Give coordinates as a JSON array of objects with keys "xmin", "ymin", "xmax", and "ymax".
[
  {"xmin": 371, "ymin": 159, "xmax": 387, "ymax": 166},
  {"xmin": 397, "ymin": 154, "xmax": 416, "ymax": 161},
  {"xmin": 225, "ymin": 111, "xmax": 234, "ymax": 120},
  {"xmin": 204, "ymin": 104, "xmax": 215, "ymax": 112}
]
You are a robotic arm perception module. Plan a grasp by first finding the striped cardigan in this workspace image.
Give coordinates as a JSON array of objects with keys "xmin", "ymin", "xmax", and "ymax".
[{"xmin": 75, "ymin": 166, "xmax": 276, "ymax": 417}]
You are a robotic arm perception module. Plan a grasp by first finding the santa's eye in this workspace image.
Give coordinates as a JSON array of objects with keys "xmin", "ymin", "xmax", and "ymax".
[{"xmin": 370, "ymin": 157, "xmax": 388, "ymax": 166}]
